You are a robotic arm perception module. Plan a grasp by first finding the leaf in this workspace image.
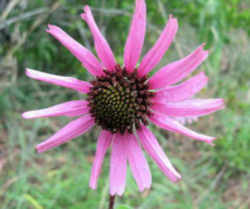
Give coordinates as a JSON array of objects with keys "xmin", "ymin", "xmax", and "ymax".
[
  {"xmin": 116, "ymin": 205, "xmax": 132, "ymax": 209},
  {"xmin": 24, "ymin": 194, "xmax": 44, "ymax": 209}
]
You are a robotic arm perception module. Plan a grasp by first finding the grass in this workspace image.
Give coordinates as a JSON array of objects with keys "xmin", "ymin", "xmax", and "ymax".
[{"xmin": 1, "ymin": 0, "xmax": 250, "ymax": 208}]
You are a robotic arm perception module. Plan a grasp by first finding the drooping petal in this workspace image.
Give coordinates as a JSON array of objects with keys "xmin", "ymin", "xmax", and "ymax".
[
  {"xmin": 126, "ymin": 134, "xmax": 151, "ymax": 191},
  {"xmin": 149, "ymin": 44, "xmax": 208, "ymax": 89},
  {"xmin": 22, "ymin": 100, "xmax": 90, "ymax": 119},
  {"xmin": 46, "ymin": 25, "xmax": 103, "ymax": 76},
  {"xmin": 81, "ymin": 6, "xmax": 116, "ymax": 70},
  {"xmin": 124, "ymin": 0, "xmax": 146, "ymax": 72},
  {"xmin": 152, "ymin": 99, "xmax": 224, "ymax": 117},
  {"xmin": 173, "ymin": 116, "xmax": 199, "ymax": 125},
  {"xmin": 89, "ymin": 130, "xmax": 112, "ymax": 189},
  {"xmin": 150, "ymin": 112, "xmax": 215, "ymax": 144},
  {"xmin": 137, "ymin": 126, "xmax": 181, "ymax": 182},
  {"xmin": 152, "ymin": 72, "xmax": 208, "ymax": 103},
  {"xmin": 26, "ymin": 69, "xmax": 92, "ymax": 94},
  {"xmin": 109, "ymin": 134, "xmax": 127, "ymax": 196},
  {"xmin": 36, "ymin": 114, "xmax": 95, "ymax": 153},
  {"xmin": 138, "ymin": 15, "xmax": 178, "ymax": 77}
]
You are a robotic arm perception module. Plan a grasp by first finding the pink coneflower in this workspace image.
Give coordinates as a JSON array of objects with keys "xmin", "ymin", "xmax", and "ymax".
[{"xmin": 23, "ymin": 0, "xmax": 224, "ymax": 196}]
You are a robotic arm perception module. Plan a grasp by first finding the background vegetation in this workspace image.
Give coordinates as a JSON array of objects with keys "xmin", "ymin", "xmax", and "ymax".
[{"xmin": 0, "ymin": 0, "xmax": 250, "ymax": 208}]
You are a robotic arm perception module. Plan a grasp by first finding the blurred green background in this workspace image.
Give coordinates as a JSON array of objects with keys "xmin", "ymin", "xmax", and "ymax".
[{"xmin": 0, "ymin": 0, "xmax": 250, "ymax": 208}]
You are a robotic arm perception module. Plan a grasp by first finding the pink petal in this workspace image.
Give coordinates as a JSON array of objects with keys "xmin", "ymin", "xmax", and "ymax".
[
  {"xmin": 152, "ymin": 72, "xmax": 208, "ymax": 103},
  {"xmin": 173, "ymin": 116, "xmax": 199, "ymax": 125},
  {"xmin": 149, "ymin": 44, "xmax": 208, "ymax": 89},
  {"xmin": 22, "ymin": 100, "xmax": 89, "ymax": 119},
  {"xmin": 124, "ymin": 0, "xmax": 146, "ymax": 72},
  {"xmin": 152, "ymin": 98, "xmax": 225, "ymax": 117},
  {"xmin": 126, "ymin": 134, "xmax": 151, "ymax": 192},
  {"xmin": 36, "ymin": 114, "xmax": 94, "ymax": 153},
  {"xmin": 25, "ymin": 69, "xmax": 92, "ymax": 94},
  {"xmin": 137, "ymin": 126, "xmax": 181, "ymax": 182},
  {"xmin": 81, "ymin": 6, "xmax": 116, "ymax": 70},
  {"xmin": 109, "ymin": 133, "xmax": 127, "ymax": 196},
  {"xmin": 150, "ymin": 112, "xmax": 215, "ymax": 144},
  {"xmin": 46, "ymin": 25, "xmax": 103, "ymax": 76},
  {"xmin": 89, "ymin": 130, "xmax": 112, "ymax": 189},
  {"xmin": 138, "ymin": 15, "xmax": 178, "ymax": 77}
]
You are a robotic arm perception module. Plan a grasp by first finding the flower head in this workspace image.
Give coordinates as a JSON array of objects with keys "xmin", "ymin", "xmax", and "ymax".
[{"xmin": 23, "ymin": 0, "xmax": 224, "ymax": 196}]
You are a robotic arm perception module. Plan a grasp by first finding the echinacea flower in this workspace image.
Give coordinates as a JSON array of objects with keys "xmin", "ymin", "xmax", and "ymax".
[{"xmin": 22, "ymin": 0, "xmax": 224, "ymax": 196}]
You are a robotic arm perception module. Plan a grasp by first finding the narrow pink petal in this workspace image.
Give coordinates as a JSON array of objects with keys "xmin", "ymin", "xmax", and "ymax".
[
  {"xmin": 124, "ymin": 0, "xmax": 146, "ymax": 72},
  {"xmin": 22, "ymin": 100, "xmax": 89, "ymax": 119},
  {"xmin": 126, "ymin": 134, "xmax": 151, "ymax": 192},
  {"xmin": 81, "ymin": 6, "xmax": 116, "ymax": 70},
  {"xmin": 89, "ymin": 130, "xmax": 112, "ymax": 189},
  {"xmin": 149, "ymin": 44, "xmax": 208, "ymax": 89},
  {"xmin": 152, "ymin": 72, "xmax": 208, "ymax": 103},
  {"xmin": 137, "ymin": 126, "xmax": 181, "ymax": 182},
  {"xmin": 36, "ymin": 114, "xmax": 94, "ymax": 153},
  {"xmin": 109, "ymin": 134, "xmax": 127, "ymax": 196},
  {"xmin": 150, "ymin": 112, "xmax": 215, "ymax": 144},
  {"xmin": 26, "ymin": 68, "xmax": 92, "ymax": 94},
  {"xmin": 173, "ymin": 116, "xmax": 199, "ymax": 125},
  {"xmin": 46, "ymin": 25, "xmax": 103, "ymax": 76},
  {"xmin": 152, "ymin": 98, "xmax": 225, "ymax": 117},
  {"xmin": 138, "ymin": 15, "xmax": 178, "ymax": 77}
]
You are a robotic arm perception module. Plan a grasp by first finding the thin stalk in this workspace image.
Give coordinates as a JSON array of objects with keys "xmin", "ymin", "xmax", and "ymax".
[{"xmin": 108, "ymin": 195, "xmax": 116, "ymax": 209}]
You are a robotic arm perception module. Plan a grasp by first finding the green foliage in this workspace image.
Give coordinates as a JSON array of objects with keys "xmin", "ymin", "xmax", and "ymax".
[
  {"xmin": 116, "ymin": 205, "xmax": 132, "ymax": 209},
  {"xmin": 214, "ymin": 111, "xmax": 250, "ymax": 173},
  {"xmin": 1, "ymin": 0, "xmax": 250, "ymax": 209},
  {"xmin": 161, "ymin": 0, "xmax": 250, "ymax": 43}
]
